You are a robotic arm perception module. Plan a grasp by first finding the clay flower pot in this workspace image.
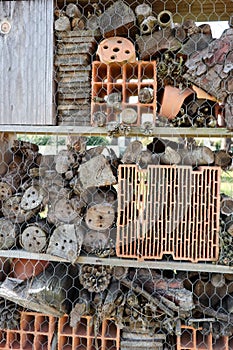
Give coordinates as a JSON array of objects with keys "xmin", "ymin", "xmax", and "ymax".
[
  {"xmin": 11, "ymin": 258, "xmax": 49, "ymax": 280},
  {"xmin": 159, "ymin": 85, "xmax": 194, "ymax": 119}
]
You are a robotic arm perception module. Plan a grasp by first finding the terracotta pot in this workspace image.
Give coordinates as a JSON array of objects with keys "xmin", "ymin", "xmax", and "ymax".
[
  {"xmin": 159, "ymin": 85, "xmax": 194, "ymax": 119},
  {"xmin": 11, "ymin": 258, "xmax": 49, "ymax": 280}
]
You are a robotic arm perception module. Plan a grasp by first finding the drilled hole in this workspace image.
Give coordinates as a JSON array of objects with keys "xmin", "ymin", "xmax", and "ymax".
[
  {"xmin": 113, "ymin": 47, "xmax": 120, "ymax": 52},
  {"xmin": 103, "ymin": 45, "xmax": 108, "ymax": 49},
  {"xmin": 125, "ymin": 50, "xmax": 130, "ymax": 54}
]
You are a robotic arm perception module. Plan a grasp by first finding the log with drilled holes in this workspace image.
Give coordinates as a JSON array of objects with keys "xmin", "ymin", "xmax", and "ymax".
[{"xmin": 47, "ymin": 224, "xmax": 85, "ymax": 263}]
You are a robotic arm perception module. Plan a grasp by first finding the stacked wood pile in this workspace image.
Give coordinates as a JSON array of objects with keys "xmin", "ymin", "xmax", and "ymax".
[
  {"xmin": 0, "ymin": 137, "xmax": 232, "ymax": 262},
  {"xmin": 55, "ymin": 3, "xmax": 100, "ymax": 125}
]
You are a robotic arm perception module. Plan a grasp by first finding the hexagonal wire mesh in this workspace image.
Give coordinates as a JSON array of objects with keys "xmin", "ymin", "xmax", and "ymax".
[{"xmin": 0, "ymin": 0, "xmax": 233, "ymax": 349}]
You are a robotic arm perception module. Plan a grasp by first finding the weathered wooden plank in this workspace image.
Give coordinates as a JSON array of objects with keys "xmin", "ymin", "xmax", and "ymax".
[
  {"xmin": 54, "ymin": 54, "xmax": 90, "ymax": 66},
  {"xmin": 0, "ymin": 0, "xmax": 54, "ymax": 124},
  {"xmin": 58, "ymin": 92, "xmax": 90, "ymax": 99},
  {"xmin": 58, "ymin": 65, "xmax": 91, "ymax": 72},
  {"xmin": 57, "ymin": 42, "xmax": 96, "ymax": 54},
  {"xmin": 57, "ymin": 84, "xmax": 91, "ymax": 92},
  {"xmin": 55, "ymin": 29, "xmax": 100, "ymax": 39}
]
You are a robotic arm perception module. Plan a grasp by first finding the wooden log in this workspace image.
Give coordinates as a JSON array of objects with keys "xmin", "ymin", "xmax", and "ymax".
[
  {"xmin": 211, "ymin": 273, "xmax": 225, "ymax": 288},
  {"xmin": 55, "ymin": 149, "xmax": 77, "ymax": 174},
  {"xmin": 214, "ymin": 150, "xmax": 232, "ymax": 168},
  {"xmin": 55, "ymin": 16, "xmax": 71, "ymax": 32},
  {"xmin": 0, "ymin": 218, "xmax": 17, "ymax": 249},
  {"xmin": 160, "ymin": 146, "xmax": 181, "ymax": 165},
  {"xmin": 20, "ymin": 185, "xmax": 44, "ymax": 211},
  {"xmin": 47, "ymin": 224, "xmax": 85, "ymax": 263},
  {"xmin": 179, "ymin": 146, "xmax": 215, "ymax": 165},
  {"xmin": 47, "ymin": 196, "xmax": 84, "ymax": 225},
  {"xmin": 85, "ymin": 203, "xmax": 115, "ymax": 230},
  {"xmin": 20, "ymin": 223, "xmax": 48, "ymax": 253},
  {"xmin": 0, "ymin": 182, "xmax": 13, "ymax": 202},
  {"xmin": 135, "ymin": 3, "xmax": 152, "ymax": 25},
  {"xmin": 121, "ymin": 140, "xmax": 143, "ymax": 164},
  {"xmin": 2, "ymin": 195, "xmax": 37, "ymax": 224},
  {"xmin": 70, "ymin": 290, "xmax": 91, "ymax": 327},
  {"xmin": 65, "ymin": 3, "xmax": 81, "ymax": 18},
  {"xmin": 136, "ymin": 28, "xmax": 181, "ymax": 60},
  {"xmin": 82, "ymin": 229, "xmax": 112, "ymax": 254},
  {"xmin": 221, "ymin": 194, "xmax": 233, "ymax": 216},
  {"xmin": 78, "ymin": 154, "xmax": 117, "ymax": 189},
  {"xmin": 98, "ymin": 0, "xmax": 136, "ymax": 37}
]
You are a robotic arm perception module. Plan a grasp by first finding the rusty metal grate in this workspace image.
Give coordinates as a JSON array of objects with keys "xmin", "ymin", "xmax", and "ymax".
[{"xmin": 116, "ymin": 164, "xmax": 221, "ymax": 262}]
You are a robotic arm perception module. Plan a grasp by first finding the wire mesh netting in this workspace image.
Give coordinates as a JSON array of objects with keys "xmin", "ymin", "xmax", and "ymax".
[{"xmin": 0, "ymin": 0, "xmax": 233, "ymax": 348}]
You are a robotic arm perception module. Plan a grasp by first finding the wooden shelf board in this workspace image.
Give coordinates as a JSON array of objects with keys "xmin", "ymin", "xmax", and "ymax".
[
  {"xmin": 1, "ymin": 125, "xmax": 233, "ymax": 138},
  {"xmin": 1, "ymin": 250, "xmax": 233, "ymax": 274}
]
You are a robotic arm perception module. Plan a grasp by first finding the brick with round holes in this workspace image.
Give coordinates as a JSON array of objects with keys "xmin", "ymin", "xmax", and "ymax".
[{"xmin": 97, "ymin": 37, "xmax": 136, "ymax": 64}]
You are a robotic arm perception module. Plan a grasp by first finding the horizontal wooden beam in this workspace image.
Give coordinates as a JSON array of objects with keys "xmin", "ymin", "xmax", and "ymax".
[
  {"xmin": 0, "ymin": 125, "xmax": 233, "ymax": 138},
  {"xmin": 1, "ymin": 249, "xmax": 233, "ymax": 274}
]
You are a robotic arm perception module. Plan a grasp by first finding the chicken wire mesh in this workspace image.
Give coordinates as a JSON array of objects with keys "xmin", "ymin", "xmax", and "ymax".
[{"xmin": 0, "ymin": 0, "xmax": 233, "ymax": 349}]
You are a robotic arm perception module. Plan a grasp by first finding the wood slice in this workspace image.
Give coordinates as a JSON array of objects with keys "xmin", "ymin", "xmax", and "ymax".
[
  {"xmin": 179, "ymin": 146, "xmax": 215, "ymax": 166},
  {"xmin": 20, "ymin": 186, "xmax": 44, "ymax": 210},
  {"xmin": 160, "ymin": 146, "xmax": 181, "ymax": 165},
  {"xmin": 65, "ymin": 3, "xmax": 82, "ymax": 18},
  {"xmin": 135, "ymin": 3, "xmax": 152, "ymax": 25},
  {"xmin": 0, "ymin": 182, "xmax": 13, "ymax": 201},
  {"xmin": 0, "ymin": 218, "xmax": 17, "ymax": 249},
  {"xmin": 83, "ymin": 229, "xmax": 111, "ymax": 253},
  {"xmin": 214, "ymin": 150, "xmax": 232, "ymax": 168},
  {"xmin": 85, "ymin": 203, "xmax": 115, "ymax": 230},
  {"xmin": 78, "ymin": 154, "xmax": 116, "ymax": 189},
  {"xmin": 47, "ymin": 224, "xmax": 85, "ymax": 263},
  {"xmin": 120, "ymin": 108, "xmax": 138, "ymax": 124},
  {"xmin": 2, "ymin": 195, "xmax": 37, "ymax": 223},
  {"xmin": 55, "ymin": 16, "xmax": 71, "ymax": 32},
  {"xmin": 221, "ymin": 195, "xmax": 233, "ymax": 216},
  {"xmin": 55, "ymin": 149, "xmax": 76, "ymax": 174},
  {"xmin": 20, "ymin": 225, "xmax": 48, "ymax": 253},
  {"xmin": 53, "ymin": 197, "xmax": 82, "ymax": 224},
  {"xmin": 122, "ymin": 140, "xmax": 143, "ymax": 164}
]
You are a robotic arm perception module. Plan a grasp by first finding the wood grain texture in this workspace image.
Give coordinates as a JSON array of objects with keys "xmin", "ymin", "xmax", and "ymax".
[{"xmin": 0, "ymin": 0, "xmax": 54, "ymax": 125}]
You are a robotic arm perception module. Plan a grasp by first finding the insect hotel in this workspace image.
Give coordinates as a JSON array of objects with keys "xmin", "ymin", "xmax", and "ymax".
[{"xmin": 0, "ymin": 0, "xmax": 233, "ymax": 349}]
